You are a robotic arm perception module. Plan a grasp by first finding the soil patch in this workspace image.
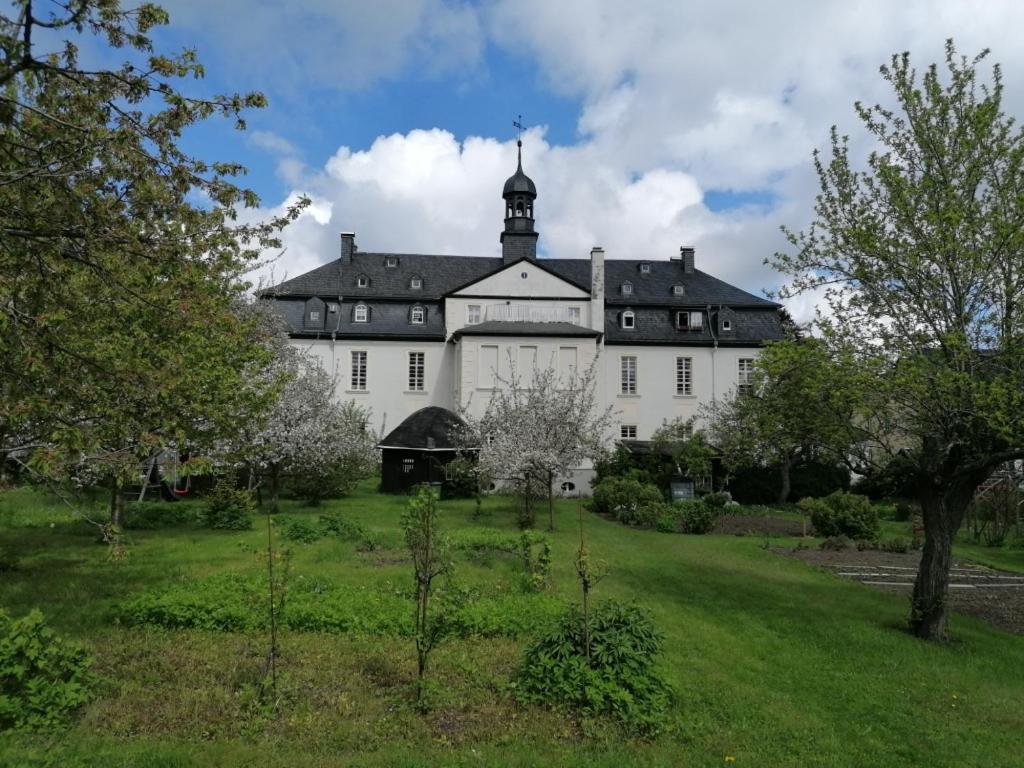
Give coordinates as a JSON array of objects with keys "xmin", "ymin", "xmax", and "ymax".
[
  {"xmin": 782, "ymin": 547, "xmax": 1024, "ymax": 635},
  {"xmin": 713, "ymin": 513, "xmax": 805, "ymax": 537}
]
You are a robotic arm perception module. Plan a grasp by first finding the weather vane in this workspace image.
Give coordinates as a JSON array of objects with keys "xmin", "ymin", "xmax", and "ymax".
[{"xmin": 513, "ymin": 114, "xmax": 524, "ymax": 143}]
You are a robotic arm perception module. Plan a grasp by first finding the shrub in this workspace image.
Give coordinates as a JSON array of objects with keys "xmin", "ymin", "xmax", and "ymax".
[
  {"xmin": 633, "ymin": 500, "xmax": 674, "ymax": 529},
  {"xmin": 122, "ymin": 500, "xmax": 198, "ymax": 530},
  {"xmin": 674, "ymin": 499, "xmax": 718, "ymax": 534},
  {"xmin": 0, "ymin": 545, "xmax": 18, "ymax": 572},
  {"xmin": 799, "ymin": 491, "xmax": 879, "ymax": 540},
  {"xmin": 590, "ymin": 478, "xmax": 664, "ymax": 526},
  {"xmin": 881, "ymin": 537, "xmax": 910, "ymax": 554},
  {"xmin": 287, "ymin": 463, "xmax": 359, "ymax": 506},
  {"xmin": 202, "ymin": 479, "xmax": 254, "ymax": 531},
  {"xmin": 820, "ymin": 535, "xmax": 852, "ymax": 551},
  {"xmin": 702, "ymin": 491, "xmax": 732, "ymax": 509},
  {"xmin": 318, "ymin": 513, "xmax": 367, "ymax": 541},
  {"xmin": 0, "ymin": 609, "xmax": 95, "ymax": 730},
  {"xmin": 355, "ymin": 534, "xmax": 383, "ymax": 552},
  {"xmin": 280, "ymin": 517, "xmax": 322, "ymax": 544},
  {"xmin": 516, "ymin": 601, "xmax": 672, "ymax": 735}
]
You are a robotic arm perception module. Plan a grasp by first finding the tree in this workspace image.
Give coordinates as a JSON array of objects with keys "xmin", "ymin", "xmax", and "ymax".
[
  {"xmin": 222, "ymin": 347, "xmax": 378, "ymax": 510},
  {"xmin": 401, "ymin": 484, "xmax": 451, "ymax": 695},
  {"xmin": 703, "ymin": 339, "xmax": 861, "ymax": 504},
  {"xmin": 1, "ymin": 2, "xmax": 306, "ymax": 508},
  {"xmin": 457, "ymin": 355, "xmax": 614, "ymax": 530},
  {"xmin": 650, "ymin": 417, "xmax": 714, "ymax": 492},
  {"xmin": 773, "ymin": 41, "xmax": 1024, "ymax": 640}
]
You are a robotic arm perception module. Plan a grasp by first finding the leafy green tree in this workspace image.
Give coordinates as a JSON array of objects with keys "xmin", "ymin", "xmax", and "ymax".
[
  {"xmin": 0, "ymin": 2, "xmax": 305, "ymax": 518},
  {"xmin": 774, "ymin": 41, "xmax": 1024, "ymax": 640},
  {"xmin": 650, "ymin": 417, "xmax": 714, "ymax": 490},
  {"xmin": 704, "ymin": 338, "xmax": 861, "ymax": 503}
]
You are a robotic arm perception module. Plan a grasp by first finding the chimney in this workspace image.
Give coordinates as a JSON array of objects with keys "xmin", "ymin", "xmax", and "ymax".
[
  {"xmin": 680, "ymin": 245, "xmax": 695, "ymax": 274},
  {"xmin": 590, "ymin": 247, "xmax": 605, "ymax": 332},
  {"xmin": 340, "ymin": 232, "xmax": 356, "ymax": 264}
]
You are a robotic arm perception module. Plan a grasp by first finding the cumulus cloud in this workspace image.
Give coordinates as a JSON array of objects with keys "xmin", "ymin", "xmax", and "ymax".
[{"xmin": 241, "ymin": 0, "xmax": 1024, "ymax": 324}]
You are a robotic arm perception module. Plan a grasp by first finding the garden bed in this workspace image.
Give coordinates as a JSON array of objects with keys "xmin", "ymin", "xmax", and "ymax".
[{"xmin": 782, "ymin": 547, "xmax": 1024, "ymax": 635}]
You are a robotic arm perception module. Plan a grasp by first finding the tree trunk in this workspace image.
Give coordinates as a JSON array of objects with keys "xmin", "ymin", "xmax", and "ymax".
[
  {"xmin": 777, "ymin": 456, "xmax": 793, "ymax": 505},
  {"xmin": 910, "ymin": 476, "xmax": 983, "ymax": 640},
  {"xmin": 109, "ymin": 478, "xmax": 125, "ymax": 528},
  {"xmin": 547, "ymin": 471, "xmax": 555, "ymax": 531}
]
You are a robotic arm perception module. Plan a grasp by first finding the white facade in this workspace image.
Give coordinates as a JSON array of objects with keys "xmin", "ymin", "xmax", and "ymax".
[{"xmin": 288, "ymin": 256, "xmax": 764, "ymax": 459}]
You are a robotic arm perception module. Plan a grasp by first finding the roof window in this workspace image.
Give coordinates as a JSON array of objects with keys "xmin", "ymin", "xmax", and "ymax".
[
  {"xmin": 385, "ymin": 256, "xmax": 399, "ymax": 268},
  {"xmin": 621, "ymin": 281, "xmax": 633, "ymax": 296}
]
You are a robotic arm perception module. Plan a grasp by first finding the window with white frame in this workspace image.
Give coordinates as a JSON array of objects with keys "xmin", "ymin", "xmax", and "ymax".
[
  {"xmin": 639, "ymin": 263, "xmax": 651, "ymax": 274},
  {"xmin": 620, "ymin": 424, "xmax": 638, "ymax": 440},
  {"xmin": 675, "ymin": 310, "xmax": 703, "ymax": 330},
  {"xmin": 351, "ymin": 351, "xmax": 367, "ymax": 391},
  {"xmin": 410, "ymin": 276, "xmax": 422, "ymax": 290},
  {"xmin": 467, "ymin": 304, "xmax": 481, "ymax": 324},
  {"xmin": 410, "ymin": 305, "xmax": 425, "ymax": 324},
  {"xmin": 328, "ymin": 303, "xmax": 337, "ymax": 314},
  {"xmin": 621, "ymin": 310, "xmax": 635, "ymax": 329},
  {"xmin": 738, "ymin": 358, "xmax": 755, "ymax": 395},
  {"xmin": 675, "ymin": 356, "xmax": 693, "ymax": 396},
  {"xmin": 309, "ymin": 310, "xmax": 320, "ymax": 322},
  {"xmin": 567, "ymin": 306, "xmax": 581, "ymax": 325},
  {"xmin": 408, "ymin": 351, "xmax": 425, "ymax": 391},
  {"xmin": 354, "ymin": 303, "xmax": 368, "ymax": 323},
  {"xmin": 620, "ymin": 355, "xmax": 637, "ymax": 395},
  {"xmin": 621, "ymin": 281, "xmax": 633, "ymax": 296},
  {"xmin": 672, "ymin": 284, "xmax": 685, "ymax": 296},
  {"xmin": 722, "ymin": 319, "xmax": 732, "ymax": 331},
  {"xmin": 385, "ymin": 256, "xmax": 398, "ymax": 268},
  {"xmin": 356, "ymin": 274, "xmax": 369, "ymax": 288}
]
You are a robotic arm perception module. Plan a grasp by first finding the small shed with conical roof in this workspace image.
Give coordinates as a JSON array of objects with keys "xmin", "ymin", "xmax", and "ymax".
[{"xmin": 378, "ymin": 406, "xmax": 468, "ymax": 494}]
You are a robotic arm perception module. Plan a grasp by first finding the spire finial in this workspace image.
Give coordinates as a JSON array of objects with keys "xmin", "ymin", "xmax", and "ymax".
[{"xmin": 513, "ymin": 114, "xmax": 524, "ymax": 169}]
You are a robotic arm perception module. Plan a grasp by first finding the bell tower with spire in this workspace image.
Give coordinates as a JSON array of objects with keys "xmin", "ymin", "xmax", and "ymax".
[{"xmin": 500, "ymin": 134, "xmax": 538, "ymax": 264}]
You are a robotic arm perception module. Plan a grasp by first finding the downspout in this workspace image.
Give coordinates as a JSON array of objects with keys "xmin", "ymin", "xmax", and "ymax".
[{"xmin": 708, "ymin": 304, "xmax": 719, "ymax": 403}]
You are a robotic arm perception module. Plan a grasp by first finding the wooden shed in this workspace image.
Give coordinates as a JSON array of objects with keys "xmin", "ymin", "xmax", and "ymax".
[{"xmin": 378, "ymin": 406, "xmax": 466, "ymax": 494}]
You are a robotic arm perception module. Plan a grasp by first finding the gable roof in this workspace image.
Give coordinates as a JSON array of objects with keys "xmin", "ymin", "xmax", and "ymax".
[{"xmin": 448, "ymin": 256, "xmax": 590, "ymax": 296}]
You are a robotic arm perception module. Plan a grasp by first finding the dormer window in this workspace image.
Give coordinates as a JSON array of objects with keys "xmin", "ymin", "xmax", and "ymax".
[
  {"xmin": 385, "ymin": 256, "xmax": 399, "ymax": 268},
  {"xmin": 410, "ymin": 305, "xmax": 425, "ymax": 325},
  {"xmin": 621, "ymin": 310, "xmax": 635, "ymax": 330},
  {"xmin": 639, "ymin": 263, "xmax": 651, "ymax": 274},
  {"xmin": 354, "ymin": 303, "xmax": 369, "ymax": 323},
  {"xmin": 676, "ymin": 310, "xmax": 704, "ymax": 330},
  {"xmin": 672, "ymin": 284, "xmax": 685, "ymax": 296},
  {"xmin": 410, "ymin": 276, "xmax": 422, "ymax": 290},
  {"xmin": 356, "ymin": 274, "xmax": 369, "ymax": 288},
  {"xmin": 621, "ymin": 282, "xmax": 633, "ymax": 296},
  {"xmin": 328, "ymin": 303, "xmax": 338, "ymax": 314}
]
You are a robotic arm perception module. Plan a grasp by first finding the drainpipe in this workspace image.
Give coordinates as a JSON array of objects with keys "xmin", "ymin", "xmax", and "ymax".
[{"xmin": 708, "ymin": 304, "xmax": 718, "ymax": 403}]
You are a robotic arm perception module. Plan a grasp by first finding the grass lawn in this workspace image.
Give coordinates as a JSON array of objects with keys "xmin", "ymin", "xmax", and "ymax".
[{"xmin": 1, "ymin": 483, "xmax": 1023, "ymax": 767}]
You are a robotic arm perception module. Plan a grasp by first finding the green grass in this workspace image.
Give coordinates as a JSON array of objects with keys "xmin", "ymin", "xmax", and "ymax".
[{"xmin": 1, "ymin": 483, "xmax": 1023, "ymax": 767}]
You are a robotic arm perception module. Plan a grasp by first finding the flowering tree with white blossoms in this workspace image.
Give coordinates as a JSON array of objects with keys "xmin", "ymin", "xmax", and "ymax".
[
  {"xmin": 458, "ymin": 354, "xmax": 614, "ymax": 529},
  {"xmin": 227, "ymin": 346, "xmax": 378, "ymax": 508}
]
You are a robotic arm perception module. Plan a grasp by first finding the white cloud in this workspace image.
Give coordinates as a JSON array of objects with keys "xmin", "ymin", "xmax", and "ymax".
[{"xmin": 242, "ymin": 0, "xmax": 1024, "ymax": 325}]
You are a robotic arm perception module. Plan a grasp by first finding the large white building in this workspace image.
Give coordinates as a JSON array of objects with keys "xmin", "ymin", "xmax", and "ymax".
[{"xmin": 262, "ymin": 141, "xmax": 785, "ymax": 489}]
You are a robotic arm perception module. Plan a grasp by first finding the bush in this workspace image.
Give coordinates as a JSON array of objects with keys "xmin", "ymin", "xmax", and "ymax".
[
  {"xmin": 202, "ymin": 479, "xmax": 254, "ymax": 531},
  {"xmin": 122, "ymin": 500, "xmax": 198, "ymax": 530},
  {"xmin": 590, "ymin": 478, "xmax": 664, "ymax": 526},
  {"xmin": 674, "ymin": 499, "xmax": 719, "ymax": 534},
  {"xmin": 516, "ymin": 601, "xmax": 672, "ymax": 735},
  {"xmin": 287, "ymin": 463, "xmax": 359, "ymax": 506},
  {"xmin": 880, "ymin": 537, "xmax": 910, "ymax": 554},
  {"xmin": 280, "ymin": 517, "xmax": 322, "ymax": 544},
  {"xmin": 318, "ymin": 513, "xmax": 367, "ymax": 541},
  {"xmin": 701, "ymin": 491, "xmax": 731, "ymax": 508},
  {"xmin": 0, "ymin": 545, "xmax": 18, "ymax": 572},
  {"xmin": 355, "ymin": 534, "xmax": 383, "ymax": 552},
  {"xmin": 633, "ymin": 500, "xmax": 674, "ymax": 529},
  {"xmin": 799, "ymin": 491, "xmax": 879, "ymax": 540},
  {"xmin": 0, "ymin": 609, "xmax": 95, "ymax": 730},
  {"xmin": 820, "ymin": 535, "xmax": 852, "ymax": 551}
]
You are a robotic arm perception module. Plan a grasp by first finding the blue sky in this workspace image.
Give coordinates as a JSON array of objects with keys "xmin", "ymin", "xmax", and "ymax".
[{"xmin": 65, "ymin": 0, "xmax": 1024, "ymax": 317}]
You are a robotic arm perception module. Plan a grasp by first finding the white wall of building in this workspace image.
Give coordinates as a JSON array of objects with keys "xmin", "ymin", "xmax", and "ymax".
[{"xmin": 451, "ymin": 261, "xmax": 589, "ymax": 299}]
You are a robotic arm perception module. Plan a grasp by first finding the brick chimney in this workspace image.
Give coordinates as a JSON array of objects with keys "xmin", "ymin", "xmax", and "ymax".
[
  {"xmin": 340, "ymin": 232, "xmax": 356, "ymax": 264},
  {"xmin": 590, "ymin": 247, "xmax": 605, "ymax": 332}
]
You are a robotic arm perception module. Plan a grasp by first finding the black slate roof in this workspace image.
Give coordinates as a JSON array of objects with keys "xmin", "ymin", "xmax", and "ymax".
[
  {"xmin": 262, "ymin": 251, "xmax": 783, "ymax": 344},
  {"xmin": 451, "ymin": 321, "xmax": 602, "ymax": 340},
  {"xmin": 378, "ymin": 406, "xmax": 465, "ymax": 450}
]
